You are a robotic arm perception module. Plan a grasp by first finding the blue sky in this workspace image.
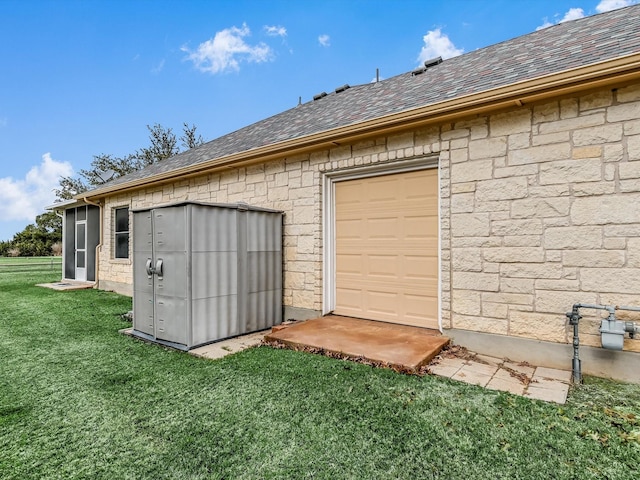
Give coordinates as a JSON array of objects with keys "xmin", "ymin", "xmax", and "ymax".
[{"xmin": 0, "ymin": 0, "xmax": 635, "ymax": 241}]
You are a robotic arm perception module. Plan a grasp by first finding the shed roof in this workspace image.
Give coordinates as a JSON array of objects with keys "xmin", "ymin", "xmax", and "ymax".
[{"xmin": 86, "ymin": 5, "xmax": 640, "ymax": 197}]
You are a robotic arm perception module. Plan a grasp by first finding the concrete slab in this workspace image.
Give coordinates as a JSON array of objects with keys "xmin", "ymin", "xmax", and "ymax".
[
  {"xmin": 121, "ymin": 327, "xmax": 266, "ymax": 359},
  {"xmin": 452, "ymin": 367, "xmax": 494, "ymax": 387},
  {"xmin": 191, "ymin": 331, "xmax": 266, "ymax": 360},
  {"xmin": 460, "ymin": 360, "xmax": 499, "ymax": 376},
  {"xmin": 265, "ymin": 315, "xmax": 449, "ymax": 372},
  {"xmin": 37, "ymin": 281, "xmax": 95, "ymax": 291},
  {"xmin": 534, "ymin": 367, "xmax": 572, "ymax": 383},
  {"xmin": 525, "ymin": 383, "xmax": 570, "ymax": 404},
  {"xmin": 502, "ymin": 361, "xmax": 536, "ymax": 377},
  {"xmin": 475, "ymin": 354, "xmax": 503, "ymax": 367},
  {"xmin": 428, "ymin": 349, "xmax": 571, "ymax": 404},
  {"xmin": 486, "ymin": 376, "xmax": 527, "ymax": 395},
  {"xmin": 429, "ymin": 357, "xmax": 464, "ymax": 377}
]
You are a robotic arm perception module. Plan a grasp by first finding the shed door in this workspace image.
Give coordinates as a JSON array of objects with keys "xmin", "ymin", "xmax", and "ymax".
[
  {"xmin": 132, "ymin": 206, "xmax": 188, "ymax": 346},
  {"xmin": 334, "ymin": 169, "xmax": 438, "ymax": 328}
]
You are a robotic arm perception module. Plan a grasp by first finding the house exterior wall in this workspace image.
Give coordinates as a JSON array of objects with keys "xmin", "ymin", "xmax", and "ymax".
[
  {"xmin": 97, "ymin": 80, "xmax": 640, "ymax": 353},
  {"xmin": 443, "ymin": 82, "xmax": 640, "ymax": 353}
]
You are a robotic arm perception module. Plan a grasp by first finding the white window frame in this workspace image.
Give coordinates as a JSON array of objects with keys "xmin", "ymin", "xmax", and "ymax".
[{"xmin": 114, "ymin": 206, "xmax": 130, "ymax": 259}]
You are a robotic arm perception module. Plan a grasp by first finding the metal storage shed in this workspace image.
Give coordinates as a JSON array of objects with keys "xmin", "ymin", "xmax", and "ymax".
[{"xmin": 131, "ymin": 201, "xmax": 283, "ymax": 350}]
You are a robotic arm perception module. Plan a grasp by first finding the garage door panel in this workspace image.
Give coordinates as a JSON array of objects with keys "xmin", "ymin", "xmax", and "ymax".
[
  {"xmin": 405, "ymin": 255, "xmax": 438, "ymax": 279},
  {"xmin": 336, "ymin": 253, "xmax": 363, "ymax": 274},
  {"xmin": 334, "ymin": 168, "xmax": 438, "ymax": 328},
  {"xmin": 367, "ymin": 217, "xmax": 399, "ymax": 238},
  {"xmin": 367, "ymin": 290, "xmax": 401, "ymax": 317},
  {"xmin": 405, "ymin": 216, "xmax": 438, "ymax": 238},
  {"xmin": 403, "ymin": 296, "xmax": 438, "ymax": 327},
  {"xmin": 335, "ymin": 219, "xmax": 363, "ymax": 238},
  {"xmin": 336, "ymin": 279, "xmax": 437, "ymax": 297},
  {"xmin": 368, "ymin": 254, "xmax": 399, "ymax": 277},
  {"xmin": 335, "ymin": 287, "xmax": 363, "ymax": 310}
]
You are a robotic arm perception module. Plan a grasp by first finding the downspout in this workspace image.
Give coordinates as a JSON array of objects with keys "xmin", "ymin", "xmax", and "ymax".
[{"xmin": 83, "ymin": 197, "xmax": 103, "ymax": 288}]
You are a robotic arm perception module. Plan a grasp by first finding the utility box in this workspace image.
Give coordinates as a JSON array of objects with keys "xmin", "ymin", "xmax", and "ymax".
[{"xmin": 132, "ymin": 201, "xmax": 283, "ymax": 350}]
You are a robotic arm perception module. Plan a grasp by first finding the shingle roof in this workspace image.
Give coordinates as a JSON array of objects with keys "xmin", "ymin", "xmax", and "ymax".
[{"xmin": 93, "ymin": 5, "xmax": 640, "ymax": 192}]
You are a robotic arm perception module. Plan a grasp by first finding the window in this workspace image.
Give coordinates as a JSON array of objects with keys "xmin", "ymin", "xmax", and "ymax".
[{"xmin": 114, "ymin": 207, "xmax": 129, "ymax": 259}]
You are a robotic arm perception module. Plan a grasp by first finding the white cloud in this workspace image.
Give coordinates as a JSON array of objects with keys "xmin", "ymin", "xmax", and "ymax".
[
  {"xmin": 536, "ymin": 6, "xmax": 586, "ymax": 30},
  {"xmin": 535, "ymin": 20, "xmax": 554, "ymax": 31},
  {"xmin": 417, "ymin": 28, "xmax": 463, "ymax": 63},
  {"xmin": 318, "ymin": 34, "xmax": 330, "ymax": 47},
  {"xmin": 596, "ymin": 0, "xmax": 635, "ymax": 12},
  {"xmin": 264, "ymin": 25, "xmax": 287, "ymax": 37},
  {"xmin": 182, "ymin": 23, "xmax": 272, "ymax": 74},
  {"xmin": 0, "ymin": 117, "xmax": 7, "ymax": 128},
  {"xmin": 0, "ymin": 153, "xmax": 73, "ymax": 222},
  {"xmin": 151, "ymin": 59, "xmax": 165, "ymax": 74},
  {"xmin": 560, "ymin": 7, "xmax": 585, "ymax": 22}
]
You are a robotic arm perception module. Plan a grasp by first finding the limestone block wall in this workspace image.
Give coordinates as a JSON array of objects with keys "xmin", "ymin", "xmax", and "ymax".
[
  {"xmin": 99, "ymin": 158, "xmax": 324, "ymax": 312},
  {"xmin": 444, "ymin": 82, "xmax": 640, "ymax": 352},
  {"xmin": 97, "ymin": 80, "xmax": 640, "ymax": 351}
]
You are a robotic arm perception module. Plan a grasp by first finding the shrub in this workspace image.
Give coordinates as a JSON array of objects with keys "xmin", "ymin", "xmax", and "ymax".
[{"xmin": 51, "ymin": 242, "xmax": 63, "ymax": 256}]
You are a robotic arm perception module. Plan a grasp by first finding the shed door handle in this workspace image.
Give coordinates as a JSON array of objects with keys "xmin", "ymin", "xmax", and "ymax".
[
  {"xmin": 155, "ymin": 259, "xmax": 163, "ymax": 277},
  {"xmin": 145, "ymin": 258, "xmax": 153, "ymax": 276}
]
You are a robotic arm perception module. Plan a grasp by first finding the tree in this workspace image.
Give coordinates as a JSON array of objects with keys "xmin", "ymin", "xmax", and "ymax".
[
  {"xmin": 181, "ymin": 123, "xmax": 204, "ymax": 150},
  {"xmin": 55, "ymin": 123, "xmax": 205, "ymax": 200},
  {"xmin": 3, "ymin": 211, "xmax": 62, "ymax": 257},
  {"xmin": 4, "ymin": 122, "xmax": 206, "ymax": 255},
  {"xmin": 136, "ymin": 124, "xmax": 180, "ymax": 167}
]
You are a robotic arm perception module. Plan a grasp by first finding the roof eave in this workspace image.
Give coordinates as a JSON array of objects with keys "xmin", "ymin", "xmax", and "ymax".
[
  {"xmin": 45, "ymin": 198, "xmax": 87, "ymax": 211},
  {"xmin": 81, "ymin": 51, "xmax": 640, "ymax": 201}
]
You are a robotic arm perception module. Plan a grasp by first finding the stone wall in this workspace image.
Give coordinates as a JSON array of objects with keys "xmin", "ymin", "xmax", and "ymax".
[
  {"xmin": 97, "ymin": 80, "xmax": 640, "ymax": 352},
  {"xmin": 444, "ymin": 82, "xmax": 640, "ymax": 352}
]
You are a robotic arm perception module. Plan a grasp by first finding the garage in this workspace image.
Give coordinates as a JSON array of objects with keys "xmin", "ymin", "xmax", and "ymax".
[{"xmin": 332, "ymin": 168, "xmax": 439, "ymax": 329}]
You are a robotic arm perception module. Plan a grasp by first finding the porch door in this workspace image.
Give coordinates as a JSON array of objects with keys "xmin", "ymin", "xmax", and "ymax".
[{"xmin": 75, "ymin": 218, "xmax": 87, "ymax": 282}]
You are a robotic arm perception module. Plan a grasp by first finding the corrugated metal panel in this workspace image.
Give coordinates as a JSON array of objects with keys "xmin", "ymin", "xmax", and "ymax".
[
  {"xmin": 133, "ymin": 211, "xmax": 154, "ymax": 337},
  {"xmin": 132, "ymin": 202, "xmax": 283, "ymax": 350}
]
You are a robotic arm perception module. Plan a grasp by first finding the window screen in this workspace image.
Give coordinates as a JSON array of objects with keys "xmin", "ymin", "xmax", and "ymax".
[{"xmin": 114, "ymin": 207, "xmax": 129, "ymax": 259}]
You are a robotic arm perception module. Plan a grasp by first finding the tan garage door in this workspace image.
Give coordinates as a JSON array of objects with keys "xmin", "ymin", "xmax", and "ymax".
[{"xmin": 334, "ymin": 169, "xmax": 438, "ymax": 328}]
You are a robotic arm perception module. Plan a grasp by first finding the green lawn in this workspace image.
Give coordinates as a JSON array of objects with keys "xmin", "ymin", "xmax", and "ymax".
[{"xmin": 1, "ymin": 270, "xmax": 639, "ymax": 479}]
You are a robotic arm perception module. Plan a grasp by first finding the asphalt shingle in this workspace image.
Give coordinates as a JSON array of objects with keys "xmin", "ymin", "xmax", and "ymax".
[{"xmin": 91, "ymin": 5, "xmax": 640, "ymax": 193}]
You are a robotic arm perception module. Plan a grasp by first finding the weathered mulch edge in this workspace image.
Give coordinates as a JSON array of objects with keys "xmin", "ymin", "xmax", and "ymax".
[{"xmin": 264, "ymin": 338, "xmax": 535, "ymax": 385}]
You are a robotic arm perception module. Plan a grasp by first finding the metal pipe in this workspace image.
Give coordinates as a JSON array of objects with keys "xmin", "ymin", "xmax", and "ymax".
[
  {"xmin": 566, "ymin": 305, "xmax": 583, "ymax": 384},
  {"xmin": 567, "ymin": 302, "xmax": 639, "ymax": 383},
  {"xmin": 616, "ymin": 305, "xmax": 640, "ymax": 313}
]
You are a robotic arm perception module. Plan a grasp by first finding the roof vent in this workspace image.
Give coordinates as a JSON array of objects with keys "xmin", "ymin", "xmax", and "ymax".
[
  {"xmin": 335, "ymin": 84, "xmax": 350, "ymax": 93},
  {"xmin": 411, "ymin": 66, "xmax": 427, "ymax": 76},
  {"xmin": 313, "ymin": 92, "xmax": 327, "ymax": 101},
  {"xmin": 424, "ymin": 56, "xmax": 443, "ymax": 68}
]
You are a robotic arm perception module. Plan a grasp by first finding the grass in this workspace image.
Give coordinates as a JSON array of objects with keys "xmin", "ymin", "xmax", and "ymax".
[{"xmin": 1, "ymin": 269, "xmax": 639, "ymax": 479}]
